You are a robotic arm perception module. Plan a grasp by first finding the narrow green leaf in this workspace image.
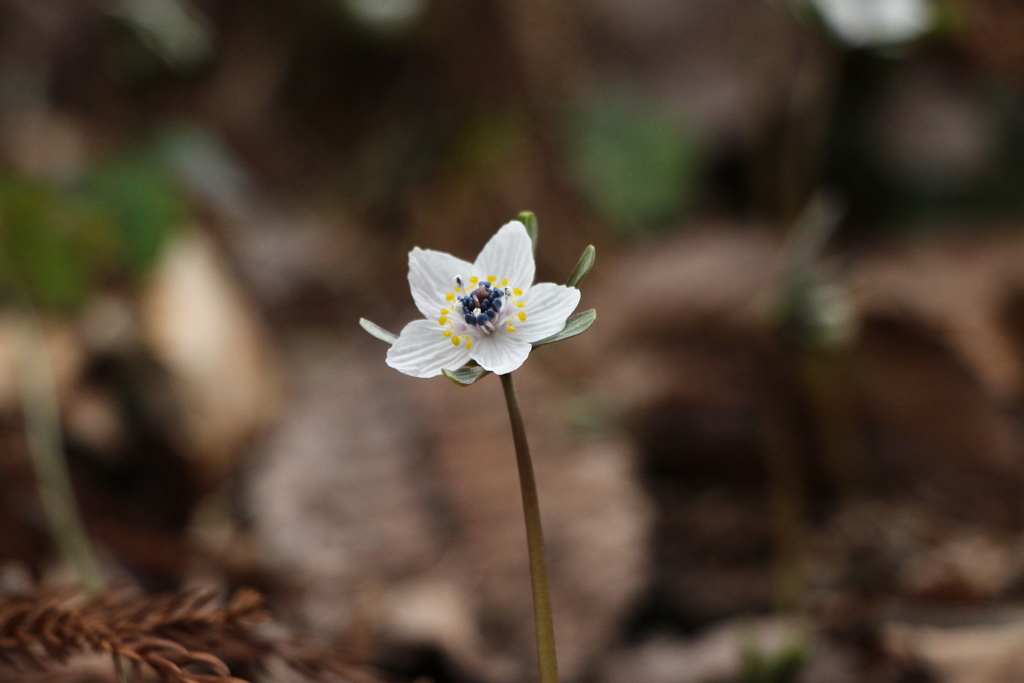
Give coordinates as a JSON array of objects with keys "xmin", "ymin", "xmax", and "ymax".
[
  {"xmin": 518, "ymin": 211, "xmax": 538, "ymax": 254},
  {"xmin": 566, "ymin": 245, "xmax": 595, "ymax": 289},
  {"xmin": 443, "ymin": 365, "xmax": 490, "ymax": 386},
  {"xmin": 531, "ymin": 309, "xmax": 596, "ymax": 347},
  {"xmin": 359, "ymin": 318, "xmax": 398, "ymax": 345}
]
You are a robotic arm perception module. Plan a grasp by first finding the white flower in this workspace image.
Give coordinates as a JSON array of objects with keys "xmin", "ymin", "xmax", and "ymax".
[
  {"xmin": 386, "ymin": 221, "xmax": 581, "ymax": 378},
  {"xmin": 810, "ymin": 0, "xmax": 934, "ymax": 48}
]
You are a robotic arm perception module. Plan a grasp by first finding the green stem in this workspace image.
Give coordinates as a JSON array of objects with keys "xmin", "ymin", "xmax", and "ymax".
[
  {"xmin": 0, "ymin": 241, "xmax": 103, "ymax": 593},
  {"xmin": 15, "ymin": 314, "xmax": 104, "ymax": 593},
  {"xmin": 500, "ymin": 372, "xmax": 559, "ymax": 683}
]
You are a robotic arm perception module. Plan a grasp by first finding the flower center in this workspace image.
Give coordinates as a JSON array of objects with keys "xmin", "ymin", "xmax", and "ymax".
[
  {"xmin": 435, "ymin": 275, "xmax": 528, "ymax": 348},
  {"xmin": 460, "ymin": 281, "xmax": 504, "ymax": 325}
]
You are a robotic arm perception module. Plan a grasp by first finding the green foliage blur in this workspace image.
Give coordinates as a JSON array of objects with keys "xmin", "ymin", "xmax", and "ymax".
[
  {"xmin": 566, "ymin": 92, "xmax": 702, "ymax": 235},
  {"xmin": 0, "ymin": 148, "xmax": 187, "ymax": 311},
  {"xmin": 740, "ymin": 640, "xmax": 808, "ymax": 683}
]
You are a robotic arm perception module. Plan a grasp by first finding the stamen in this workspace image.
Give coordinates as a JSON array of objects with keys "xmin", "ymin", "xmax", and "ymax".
[{"xmin": 433, "ymin": 273, "xmax": 535, "ymax": 344}]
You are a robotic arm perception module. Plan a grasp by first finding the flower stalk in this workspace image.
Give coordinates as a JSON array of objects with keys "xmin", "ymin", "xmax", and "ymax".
[
  {"xmin": 0, "ymin": 239, "xmax": 104, "ymax": 594},
  {"xmin": 15, "ymin": 313, "xmax": 104, "ymax": 594},
  {"xmin": 500, "ymin": 372, "xmax": 559, "ymax": 683},
  {"xmin": 362, "ymin": 213, "xmax": 596, "ymax": 683}
]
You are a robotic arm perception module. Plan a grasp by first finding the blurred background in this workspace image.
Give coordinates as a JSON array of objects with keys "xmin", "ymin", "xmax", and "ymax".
[{"xmin": 4, "ymin": 0, "xmax": 1024, "ymax": 682}]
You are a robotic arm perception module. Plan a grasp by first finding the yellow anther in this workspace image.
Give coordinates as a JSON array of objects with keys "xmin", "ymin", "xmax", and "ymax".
[
  {"xmin": 518, "ymin": 311, "xmax": 527, "ymax": 321},
  {"xmin": 513, "ymin": 288, "xmax": 523, "ymax": 296},
  {"xmin": 452, "ymin": 336, "xmax": 461, "ymax": 346},
  {"xmin": 444, "ymin": 330, "xmax": 453, "ymax": 337},
  {"xmin": 441, "ymin": 308, "xmax": 450, "ymax": 314},
  {"xmin": 446, "ymin": 292, "xmax": 455, "ymax": 301},
  {"xmin": 465, "ymin": 339, "xmax": 473, "ymax": 350},
  {"xmin": 438, "ymin": 316, "xmax": 448, "ymax": 325},
  {"xmin": 502, "ymin": 278, "xmax": 508, "ymax": 286},
  {"xmin": 488, "ymin": 275, "xmax": 496, "ymax": 283},
  {"xmin": 516, "ymin": 302, "xmax": 525, "ymax": 308},
  {"xmin": 470, "ymin": 276, "xmax": 479, "ymax": 284},
  {"xmin": 506, "ymin": 325, "xmax": 516, "ymax": 333}
]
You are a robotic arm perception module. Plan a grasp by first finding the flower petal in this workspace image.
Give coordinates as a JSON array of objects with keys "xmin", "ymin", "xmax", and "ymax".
[
  {"xmin": 386, "ymin": 319, "xmax": 472, "ymax": 378},
  {"xmin": 470, "ymin": 331, "xmax": 532, "ymax": 375},
  {"xmin": 473, "ymin": 221, "xmax": 535, "ymax": 290},
  {"xmin": 408, "ymin": 248, "xmax": 475, "ymax": 319},
  {"xmin": 515, "ymin": 283, "xmax": 581, "ymax": 343}
]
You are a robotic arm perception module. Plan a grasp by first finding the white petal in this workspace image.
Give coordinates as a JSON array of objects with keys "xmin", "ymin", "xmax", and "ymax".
[
  {"xmin": 515, "ymin": 283, "xmax": 581, "ymax": 343},
  {"xmin": 473, "ymin": 221, "xmax": 535, "ymax": 290},
  {"xmin": 386, "ymin": 319, "xmax": 472, "ymax": 378},
  {"xmin": 408, "ymin": 248, "xmax": 475, "ymax": 319},
  {"xmin": 470, "ymin": 331, "xmax": 532, "ymax": 375}
]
